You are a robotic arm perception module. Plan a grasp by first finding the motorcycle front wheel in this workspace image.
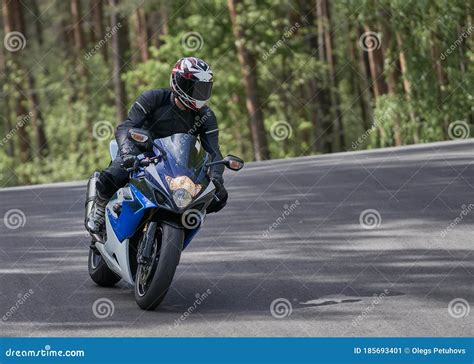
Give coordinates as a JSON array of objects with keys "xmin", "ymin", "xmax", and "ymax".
[{"xmin": 134, "ymin": 223, "xmax": 184, "ymax": 310}]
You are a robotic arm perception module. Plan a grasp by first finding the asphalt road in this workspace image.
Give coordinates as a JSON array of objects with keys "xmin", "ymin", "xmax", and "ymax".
[{"xmin": 0, "ymin": 140, "xmax": 472, "ymax": 337}]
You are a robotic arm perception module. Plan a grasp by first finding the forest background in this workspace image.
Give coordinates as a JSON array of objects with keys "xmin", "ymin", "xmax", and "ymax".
[{"xmin": 0, "ymin": 0, "xmax": 472, "ymax": 186}]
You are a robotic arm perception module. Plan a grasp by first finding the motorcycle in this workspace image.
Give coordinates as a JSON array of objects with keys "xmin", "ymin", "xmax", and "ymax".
[{"xmin": 85, "ymin": 128, "xmax": 244, "ymax": 310}]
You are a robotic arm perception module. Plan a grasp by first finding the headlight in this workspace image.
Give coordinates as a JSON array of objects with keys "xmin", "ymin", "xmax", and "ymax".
[
  {"xmin": 172, "ymin": 189, "xmax": 193, "ymax": 208},
  {"xmin": 165, "ymin": 176, "xmax": 201, "ymax": 197}
]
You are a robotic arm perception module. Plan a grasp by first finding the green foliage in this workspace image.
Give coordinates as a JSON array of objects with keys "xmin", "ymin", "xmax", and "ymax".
[{"xmin": 0, "ymin": 0, "xmax": 472, "ymax": 186}]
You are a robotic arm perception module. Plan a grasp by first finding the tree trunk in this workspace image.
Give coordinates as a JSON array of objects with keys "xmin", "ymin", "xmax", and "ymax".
[
  {"xmin": 386, "ymin": 68, "xmax": 402, "ymax": 147},
  {"xmin": 70, "ymin": 0, "xmax": 86, "ymax": 51},
  {"xmin": 27, "ymin": 74, "xmax": 48, "ymax": 156},
  {"xmin": 430, "ymin": 34, "xmax": 449, "ymax": 138},
  {"xmin": 0, "ymin": 38, "xmax": 14, "ymax": 157},
  {"xmin": 91, "ymin": 0, "xmax": 108, "ymax": 62},
  {"xmin": 396, "ymin": 31, "xmax": 418, "ymax": 143},
  {"xmin": 71, "ymin": 0, "xmax": 88, "ymax": 79},
  {"xmin": 363, "ymin": 24, "xmax": 388, "ymax": 146},
  {"xmin": 319, "ymin": 0, "xmax": 345, "ymax": 151},
  {"xmin": 350, "ymin": 39, "xmax": 372, "ymax": 132},
  {"xmin": 30, "ymin": 0, "xmax": 44, "ymax": 46},
  {"xmin": 365, "ymin": 25, "xmax": 388, "ymax": 99},
  {"xmin": 358, "ymin": 25, "xmax": 374, "ymax": 99},
  {"xmin": 158, "ymin": 1, "xmax": 169, "ymax": 37},
  {"xmin": 381, "ymin": 19, "xmax": 402, "ymax": 146},
  {"xmin": 457, "ymin": 25, "xmax": 466, "ymax": 76},
  {"xmin": 148, "ymin": 9, "xmax": 166, "ymax": 51},
  {"xmin": 298, "ymin": 0, "xmax": 323, "ymax": 153},
  {"xmin": 60, "ymin": 0, "xmax": 75, "ymax": 53},
  {"xmin": 149, "ymin": 2, "xmax": 168, "ymax": 50},
  {"xmin": 2, "ymin": 0, "xmax": 31, "ymax": 162},
  {"xmin": 315, "ymin": 0, "xmax": 334, "ymax": 153},
  {"xmin": 110, "ymin": 0, "xmax": 129, "ymax": 121},
  {"xmin": 19, "ymin": 1, "xmax": 48, "ymax": 156},
  {"xmin": 465, "ymin": 9, "xmax": 472, "ymax": 125},
  {"xmin": 227, "ymin": 0, "xmax": 269, "ymax": 161},
  {"xmin": 134, "ymin": 5, "xmax": 150, "ymax": 62}
]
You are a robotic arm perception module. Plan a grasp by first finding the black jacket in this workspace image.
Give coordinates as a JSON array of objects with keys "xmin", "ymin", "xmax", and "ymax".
[{"xmin": 115, "ymin": 88, "xmax": 224, "ymax": 181}]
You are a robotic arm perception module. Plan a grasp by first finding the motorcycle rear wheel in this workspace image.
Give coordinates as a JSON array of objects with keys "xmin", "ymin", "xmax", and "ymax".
[{"xmin": 134, "ymin": 223, "xmax": 184, "ymax": 310}]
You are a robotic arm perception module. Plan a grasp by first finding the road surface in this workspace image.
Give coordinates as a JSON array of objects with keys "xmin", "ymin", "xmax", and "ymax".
[{"xmin": 0, "ymin": 140, "xmax": 472, "ymax": 336}]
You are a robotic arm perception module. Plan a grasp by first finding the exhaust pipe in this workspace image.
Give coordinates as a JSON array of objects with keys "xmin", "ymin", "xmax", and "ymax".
[
  {"xmin": 85, "ymin": 172, "xmax": 104, "ymax": 243},
  {"xmin": 85, "ymin": 172, "xmax": 100, "ymax": 224}
]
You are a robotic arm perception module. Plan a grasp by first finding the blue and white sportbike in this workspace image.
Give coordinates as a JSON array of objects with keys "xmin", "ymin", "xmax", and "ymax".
[{"xmin": 85, "ymin": 129, "xmax": 244, "ymax": 310}]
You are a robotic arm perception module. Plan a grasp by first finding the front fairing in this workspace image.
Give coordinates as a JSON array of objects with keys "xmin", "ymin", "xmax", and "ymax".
[
  {"xmin": 143, "ymin": 134, "xmax": 211, "ymax": 197},
  {"xmin": 133, "ymin": 133, "xmax": 212, "ymax": 210},
  {"xmin": 155, "ymin": 134, "xmax": 210, "ymax": 183},
  {"xmin": 109, "ymin": 134, "xmax": 213, "ymax": 247}
]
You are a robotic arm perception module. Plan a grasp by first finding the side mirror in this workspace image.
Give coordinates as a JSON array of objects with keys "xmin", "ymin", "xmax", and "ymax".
[
  {"xmin": 128, "ymin": 128, "xmax": 152, "ymax": 149},
  {"xmin": 205, "ymin": 155, "xmax": 244, "ymax": 171},
  {"xmin": 223, "ymin": 155, "xmax": 244, "ymax": 171}
]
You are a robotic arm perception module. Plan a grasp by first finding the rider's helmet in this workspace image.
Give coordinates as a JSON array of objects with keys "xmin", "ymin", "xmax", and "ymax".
[{"xmin": 170, "ymin": 57, "xmax": 213, "ymax": 111}]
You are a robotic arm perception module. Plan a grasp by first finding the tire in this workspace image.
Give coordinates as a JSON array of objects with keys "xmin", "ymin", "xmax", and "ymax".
[
  {"xmin": 134, "ymin": 223, "xmax": 184, "ymax": 310},
  {"xmin": 88, "ymin": 246, "xmax": 121, "ymax": 287}
]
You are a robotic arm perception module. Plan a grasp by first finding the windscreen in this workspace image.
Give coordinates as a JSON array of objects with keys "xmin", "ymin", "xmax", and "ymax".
[{"xmin": 153, "ymin": 133, "xmax": 208, "ymax": 181}]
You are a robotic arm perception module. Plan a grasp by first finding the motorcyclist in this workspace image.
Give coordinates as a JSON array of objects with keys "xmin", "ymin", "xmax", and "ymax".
[{"xmin": 86, "ymin": 57, "xmax": 227, "ymax": 233}]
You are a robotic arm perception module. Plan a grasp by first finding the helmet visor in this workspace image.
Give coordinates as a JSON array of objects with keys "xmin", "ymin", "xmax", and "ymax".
[{"xmin": 176, "ymin": 74, "xmax": 213, "ymax": 101}]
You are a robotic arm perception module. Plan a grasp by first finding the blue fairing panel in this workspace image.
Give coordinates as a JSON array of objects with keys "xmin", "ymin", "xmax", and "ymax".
[{"xmin": 109, "ymin": 185, "xmax": 157, "ymax": 242}]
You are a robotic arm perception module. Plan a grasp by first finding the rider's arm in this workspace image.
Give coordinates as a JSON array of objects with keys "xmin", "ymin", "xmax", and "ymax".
[
  {"xmin": 198, "ymin": 108, "xmax": 225, "ymax": 183},
  {"xmin": 115, "ymin": 89, "xmax": 161, "ymax": 158}
]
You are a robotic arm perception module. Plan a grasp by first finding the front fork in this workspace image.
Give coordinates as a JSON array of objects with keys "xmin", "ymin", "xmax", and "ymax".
[{"xmin": 137, "ymin": 221, "xmax": 157, "ymax": 265}]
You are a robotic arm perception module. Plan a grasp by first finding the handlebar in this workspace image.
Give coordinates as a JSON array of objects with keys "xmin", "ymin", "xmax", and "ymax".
[{"xmin": 123, "ymin": 155, "xmax": 162, "ymax": 172}]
